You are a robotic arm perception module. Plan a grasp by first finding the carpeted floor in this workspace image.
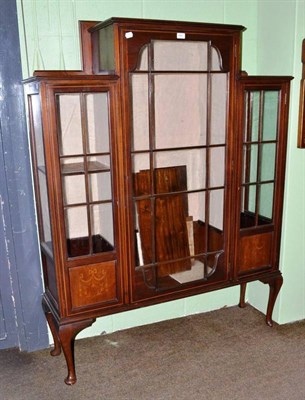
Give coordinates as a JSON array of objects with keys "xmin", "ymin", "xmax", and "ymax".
[{"xmin": 1, "ymin": 305, "xmax": 305, "ymax": 400}]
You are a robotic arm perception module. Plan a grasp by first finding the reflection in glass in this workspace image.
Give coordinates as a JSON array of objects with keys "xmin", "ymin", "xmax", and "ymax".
[
  {"xmin": 154, "ymin": 149, "xmax": 206, "ymax": 192},
  {"xmin": 131, "ymin": 74, "xmax": 149, "ymax": 151},
  {"xmin": 38, "ymin": 171, "xmax": 53, "ymax": 248},
  {"xmin": 86, "ymin": 93, "xmax": 110, "ymax": 154},
  {"xmin": 263, "ymin": 91, "xmax": 279, "ymax": 141},
  {"xmin": 209, "ymin": 189, "xmax": 224, "ymax": 231},
  {"xmin": 31, "ymin": 94, "xmax": 53, "ymax": 254},
  {"xmin": 132, "ymin": 153, "xmax": 150, "ymax": 176},
  {"xmin": 250, "ymin": 91, "xmax": 260, "ymax": 142},
  {"xmin": 90, "ymin": 203, "xmax": 114, "ymax": 252},
  {"xmin": 31, "ymin": 95, "xmax": 45, "ymax": 167},
  {"xmin": 259, "ymin": 183, "xmax": 274, "ymax": 220},
  {"xmin": 240, "ymin": 185, "xmax": 256, "ymax": 229},
  {"xmin": 65, "ymin": 206, "xmax": 89, "ymax": 257},
  {"xmin": 98, "ymin": 25, "xmax": 115, "ymax": 71},
  {"xmin": 58, "ymin": 94, "xmax": 83, "ymax": 156},
  {"xmin": 261, "ymin": 143, "xmax": 276, "ymax": 181},
  {"xmin": 89, "ymin": 172, "xmax": 112, "ymax": 202},
  {"xmin": 87, "ymin": 155, "xmax": 110, "ymax": 172},
  {"xmin": 153, "ymin": 41, "xmax": 209, "ymax": 71},
  {"xmin": 137, "ymin": 41, "xmax": 223, "ymax": 72},
  {"xmin": 210, "ymin": 74, "xmax": 228, "ymax": 145},
  {"xmin": 62, "ymin": 174, "xmax": 86, "ymax": 205},
  {"xmin": 154, "ymin": 74, "xmax": 207, "ymax": 149},
  {"xmin": 60, "ymin": 157, "xmax": 84, "ymax": 175},
  {"xmin": 210, "ymin": 147, "xmax": 225, "ymax": 188},
  {"xmin": 243, "ymin": 144, "xmax": 258, "ymax": 184}
]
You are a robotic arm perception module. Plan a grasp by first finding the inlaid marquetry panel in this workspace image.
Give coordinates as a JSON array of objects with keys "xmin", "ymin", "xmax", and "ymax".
[{"xmin": 69, "ymin": 261, "xmax": 117, "ymax": 309}]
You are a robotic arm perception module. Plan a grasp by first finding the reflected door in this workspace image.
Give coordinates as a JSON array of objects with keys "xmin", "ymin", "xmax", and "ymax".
[{"xmin": 129, "ymin": 39, "xmax": 231, "ymax": 298}]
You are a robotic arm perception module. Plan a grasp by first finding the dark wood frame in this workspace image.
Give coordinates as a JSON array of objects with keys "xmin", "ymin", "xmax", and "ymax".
[
  {"xmin": 24, "ymin": 18, "xmax": 292, "ymax": 385},
  {"xmin": 297, "ymin": 39, "xmax": 305, "ymax": 148}
]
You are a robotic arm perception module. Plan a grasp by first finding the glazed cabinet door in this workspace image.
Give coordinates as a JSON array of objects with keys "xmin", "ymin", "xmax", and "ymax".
[
  {"xmin": 121, "ymin": 31, "xmax": 240, "ymax": 302},
  {"xmin": 41, "ymin": 80, "xmax": 124, "ymax": 316},
  {"xmin": 235, "ymin": 77, "xmax": 291, "ymax": 277}
]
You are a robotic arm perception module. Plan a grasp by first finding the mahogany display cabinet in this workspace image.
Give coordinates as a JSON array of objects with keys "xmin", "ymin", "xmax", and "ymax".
[{"xmin": 24, "ymin": 18, "xmax": 292, "ymax": 384}]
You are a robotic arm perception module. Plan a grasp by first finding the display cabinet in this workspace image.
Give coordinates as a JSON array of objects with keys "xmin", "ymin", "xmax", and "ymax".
[{"xmin": 24, "ymin": 18, "xmax": 292, "ymax": 384}]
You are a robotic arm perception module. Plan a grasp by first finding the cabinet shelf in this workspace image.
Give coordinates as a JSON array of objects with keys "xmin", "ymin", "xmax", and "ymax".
[{"xmin": 61, "ymin": 161, "xmax": 110, "ymax": 175}]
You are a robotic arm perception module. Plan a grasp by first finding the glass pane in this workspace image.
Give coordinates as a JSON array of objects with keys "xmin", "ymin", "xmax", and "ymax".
[
  {"xmin": 154, "ymin": 74, "xmax": 207, "ymax": 149},
  {"xmin": 136, "ymin": 45, "xmax": 148, "ymax": 70},
  {"xmin": 261, "ymin": 143, "xmax": 276, "ymax": 182},
  {"xmin": 58, "ymin": 94, "xmax": 83, "ymax": 156},
  {"xmin": 154, "ymin": 149, "xmax": 206, "ymax": 192},
  {"xmin": 91, "ymin": 203, "xmax": 114, "ymax": 253},
  {"xmin": 153, "ymin": 41, "xmax": 208, "ymax": 71},
  {"xmin": 62, "ymin": 175, "xmax": 86, "ymax": 205},
  {"xmin": 30, "ymin": 94, "xmax": 53, "ymax": 254},
  {"xmin": 245, "ymin": 91, "xmax": 260, "ymax": 142},
  {"xmin": 209, "ymin": 189, "xmax": 224, "ymax": 231},
  {"xmin": 211, "ymin": 45, "xmax": 223, "ymax": 71},
  {"xmin": 133, "ymin": 154, "xmax": 151, "ymax": 198},
  {"xmin": 65, "ymin": 206, "xmax": 89, "ymax": 257},
  {"xmin": 240, "ymin": 186, "xmax": 256, "ymax": 229},
  {"xmin": 209, "ymin": 147, "xmax": 225, "ymax": 188},
  {"xmin": 86, "ymin": 93, "xmax": 110, "ymax": 154},
  {"xmin": 98, "ymin": 25, "xmax": 115, "ymax": 71},
  {"xmin": 244, "ymin": 184, "xmax": 256, "ymax": 214},
  {"xmin": 38, "ymin": 171, "xmax": 53, "ymax": 250},
  {"xmin": 61, "ymin": 157, "xmax": 84, "ymax": 175},
  {"xmin": 210, "ymin": 73, "xmax": 228, "ymax": 145},
  {"xmin": 259, "ymin": 183, "xmax": 274, "ymax": 221},
  {"xmin": 134, "ymin": 199, "xmax": 153, "ymax": 267},
  {"xmin": 242, "ymin": 144, "xmax": 258, "ymax": 184},
  {"xmin": 31, "ymin": 95, "xmax": 45, "ymax": 167},
  {"xmin": 132, "ymin": 152, "xmax": 150, "ymax": 174},
  {"xmin": 131, "ymin": 74, "xmax": 149, "ymax": 151},
  {"xmin": 89, "ymin": 172, "xmax": 112, "ymax": 202},
  {"xmin": 262, "ymin": 91, "xmax": 279, "ymax": 141},
  {"xmin": 65, "ymin": 206, "xmax": 88, "ymax": 238},
  {"xmin": 87, "ymin": 155, "xmax": 110, "ymax": 172}
]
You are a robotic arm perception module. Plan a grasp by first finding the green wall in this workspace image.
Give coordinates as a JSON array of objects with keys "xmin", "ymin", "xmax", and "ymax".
[
  {"xmin": 16, "ymin": 0, "xmax": 305, "ymax": 338},
  {"xmin": 248, "ymin": 0, "xmax": 305, "ymax": 324}
]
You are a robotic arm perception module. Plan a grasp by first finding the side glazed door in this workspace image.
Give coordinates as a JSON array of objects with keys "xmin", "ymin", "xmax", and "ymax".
[{"xmin": 235, "ymin": 76, "xmax": 292, "ymax": 278}]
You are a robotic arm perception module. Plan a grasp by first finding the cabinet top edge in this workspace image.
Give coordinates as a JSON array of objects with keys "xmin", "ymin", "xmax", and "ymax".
[
  {"xmin": 23, "ymin": 72, "xmax": 119, "ymax": 83},
  {"xmin": 88, "ymin": 17, "xmax": 246, "ymax": 34}
]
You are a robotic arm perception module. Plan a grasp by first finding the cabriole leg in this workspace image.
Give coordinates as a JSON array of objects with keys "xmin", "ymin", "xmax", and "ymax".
[
  {"xmin": 59, "ymin": 319, "xmax": 95, "ymax": 385},
  {"xmin": 42, "ymin": 298, "xmax": 61, "ymax": 356},
  {"xmin": 260, "ymin": 274, "xmax": 283, "ymax": 327}
]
